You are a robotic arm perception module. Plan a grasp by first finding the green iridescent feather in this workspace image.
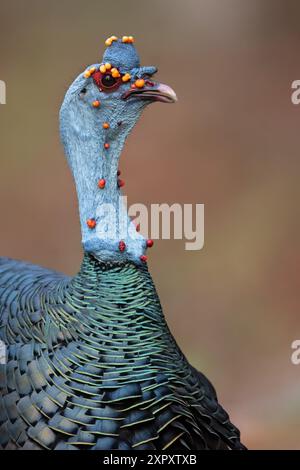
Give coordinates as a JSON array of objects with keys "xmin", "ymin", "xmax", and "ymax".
[{"xmin": 0, "ymin": 255, "xmax": 244, "ymax": 450}]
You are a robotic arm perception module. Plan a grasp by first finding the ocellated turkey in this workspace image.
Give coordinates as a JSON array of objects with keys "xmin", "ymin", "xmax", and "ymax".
[{"xmin": 0, "ymin": 36, "xmax": 245, "ymax": 450}]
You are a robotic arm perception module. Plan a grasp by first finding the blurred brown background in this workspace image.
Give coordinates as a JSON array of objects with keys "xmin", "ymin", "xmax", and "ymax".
[{"xmin": 1, "ymin": 0, "xmax": 300, "ymax": 449}]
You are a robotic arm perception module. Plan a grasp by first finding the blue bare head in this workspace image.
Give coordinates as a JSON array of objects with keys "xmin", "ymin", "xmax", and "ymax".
[{"xmin": 59, "ymin": 36, "xmax": 177, "ymax": 264}]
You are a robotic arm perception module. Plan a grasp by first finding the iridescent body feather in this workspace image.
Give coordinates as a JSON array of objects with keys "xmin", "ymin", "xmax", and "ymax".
[{"xmin": 0, "ymin": 255, "xmax": 244, "ymax": 450}]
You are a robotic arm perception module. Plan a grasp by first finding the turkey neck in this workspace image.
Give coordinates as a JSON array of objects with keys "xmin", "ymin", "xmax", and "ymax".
[{"xmin": 60, "ymin": 104, "xmax": 145, "ymax": 264}]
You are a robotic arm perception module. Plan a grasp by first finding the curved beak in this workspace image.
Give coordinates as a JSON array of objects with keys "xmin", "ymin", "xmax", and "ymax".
[{"xmin": 122, "ymin": 82, "xmax": 177, "ymax": 104}]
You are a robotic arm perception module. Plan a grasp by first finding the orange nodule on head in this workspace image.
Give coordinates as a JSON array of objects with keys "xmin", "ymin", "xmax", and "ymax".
[
  {"xmin": 122, "ymin": 36, "xmax": 134, "ymax": 44},
  {"xmin": 122, "ymin": 73, "xmax": 131, "ymax": 83},
  {"xmin": 140, "ymin": 255, "xmax": 148, "ymax": 263},
  {"xmin": 83, "ymin": 67, "xmax": 96, "ymax": 79},
  {"xmin": 111, "ymin": 67, "xmax": 121, "ymax": 78},
  {"xmin": 135, "ymin": 79, "xmax": 145, "ymax": 89},
  {"xmin": 105, "ymin": 35, "xmax": 118, "ymax": 47},
  {"xmin": 103, "ymin": 122, "xmax": 110, "ymax": 129},
  {"xmin": 92, "ymin": 100, "xmax": 101, "ymax": 108},
  {"xmin": 104, "ymin": 143, "xmax": 110, "ymax": 149},
  {"xmin": 98, "ymin": 179, "xmax": 106, "ymax": 189},
  {"xmin": 87, "ymin": 218, "xmax": 96, "ymax": 229}
]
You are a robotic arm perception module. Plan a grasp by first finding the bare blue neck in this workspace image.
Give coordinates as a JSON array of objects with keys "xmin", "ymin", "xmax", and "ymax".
[{"xmin": 60, "ymin": 85, "xmax": 146, "ymax": 263}]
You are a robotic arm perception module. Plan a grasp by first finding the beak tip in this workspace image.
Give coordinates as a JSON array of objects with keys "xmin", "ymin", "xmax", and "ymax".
[{"xmin": 157, "ymin": 83, "xmax": 177, "ymax": 103}]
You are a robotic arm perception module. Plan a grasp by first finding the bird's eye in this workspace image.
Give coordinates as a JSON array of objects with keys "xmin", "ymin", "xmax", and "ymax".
[
  {"xmin": 92, "ymin": 69, "xmax": 122, "ymax": 93},
  {"xmin": 101, "ymin": 73, "xmax": 117, "ymax": 88}
]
